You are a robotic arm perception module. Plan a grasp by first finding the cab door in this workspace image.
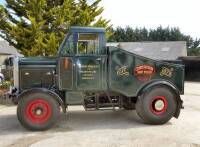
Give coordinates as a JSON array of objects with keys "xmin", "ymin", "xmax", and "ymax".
[
  {"xmin": 58, "ymin": 34, "xmax": 75, "ymax": 90},
  {"xmin": 75, "ymin": 33, "xmax": 107, "ymax": 90}
]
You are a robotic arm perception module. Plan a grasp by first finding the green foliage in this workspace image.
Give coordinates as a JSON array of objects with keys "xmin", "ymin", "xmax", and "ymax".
[
  {"xmin": 0, "ymin": 0, "xmax": 111, "ymax": 56},
  {"xmin": 0, "ymin": 81, "xmax": 12, "ymax": 89},
  {"xmin": 108, "ymin": 26, "xmax": 200, "ymax": 56},
  {"xmin": 187, "ymin": 39, "xmax": 200, "ymax": 56}
]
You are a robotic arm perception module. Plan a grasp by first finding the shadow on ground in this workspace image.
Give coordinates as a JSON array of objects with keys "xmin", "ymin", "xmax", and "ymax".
[{"xmin": 0, "ymin": 109, "xmax": 172, "ymax": 136}]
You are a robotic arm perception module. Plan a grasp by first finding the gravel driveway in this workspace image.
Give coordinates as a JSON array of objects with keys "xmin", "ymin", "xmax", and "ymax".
[{"xmin": 0, "ymin": 82, "xmax": 200, "ymax": 147}]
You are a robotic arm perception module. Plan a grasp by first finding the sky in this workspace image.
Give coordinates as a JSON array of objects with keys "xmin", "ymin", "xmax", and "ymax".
[
  {"xmin": 0, "ymin": 0, "xmax": 199, "ymax": 38},
  {"xmin": 100, "ymin": 0, "xmax": 200, "ymax": 38}
]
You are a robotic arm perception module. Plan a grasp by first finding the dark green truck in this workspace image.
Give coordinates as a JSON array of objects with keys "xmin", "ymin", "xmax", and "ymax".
[{"xmin": 10, "ymin": 27, "xmax": 184, "ymax": 130}]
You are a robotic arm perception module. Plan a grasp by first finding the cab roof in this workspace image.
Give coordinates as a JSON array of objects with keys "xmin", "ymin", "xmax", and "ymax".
[{"xmin": 69, "ymin": 26, "xmax": 105, "ymax": 33}]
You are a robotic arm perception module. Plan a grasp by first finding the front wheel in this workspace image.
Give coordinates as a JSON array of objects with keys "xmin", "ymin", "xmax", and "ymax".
[
  {"xmin": 136, "ymin": 86, "xmax": 177, "ymax": 125},
  {"xmin": 17, "ymin": 92, "xmax": 60, "ymax": 131}
]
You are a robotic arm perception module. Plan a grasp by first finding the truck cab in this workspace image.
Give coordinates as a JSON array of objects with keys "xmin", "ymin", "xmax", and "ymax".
[
  {"xmin": 12, "ymin": 26, "xmax": 184, "ymax": 131},
  {"xmin": 57, "ymin": 27, "xmax": 107, "ymax": 92}
]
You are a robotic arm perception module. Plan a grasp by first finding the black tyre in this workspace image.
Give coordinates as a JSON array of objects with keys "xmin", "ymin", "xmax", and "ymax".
[
  {"xmin": 17, "ymin": 92, "xmax": 60, "ymax": 131},
  {"xmin": 136, "ymin": 86, "xmax": 177, "ymax": 124}
]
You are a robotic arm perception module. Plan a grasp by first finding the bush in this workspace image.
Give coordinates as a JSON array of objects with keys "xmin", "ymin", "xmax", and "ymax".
[{"xmin": 0, "ymin": 81, "xmax": 12, "ymax": 89}]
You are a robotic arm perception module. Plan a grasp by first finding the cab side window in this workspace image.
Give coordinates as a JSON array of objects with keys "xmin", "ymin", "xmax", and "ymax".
[
  {"xmin": 61, "ymin": 34, "xmax": 74, "ymax": 55},
  {"xmin": 78, "ymin": 33, "xmax": 99, "ymax": 54}
]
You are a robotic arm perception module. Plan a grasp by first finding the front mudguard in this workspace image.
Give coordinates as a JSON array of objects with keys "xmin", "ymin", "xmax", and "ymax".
[{"xmin": 14, "ymin": 88, "xmax": 66, "ymax": 113}]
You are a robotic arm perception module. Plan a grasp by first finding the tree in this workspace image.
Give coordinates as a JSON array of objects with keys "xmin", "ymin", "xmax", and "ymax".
[
  {"xmin": 187, "ymin": 39, "xmax": 200, "ymax": 56},
  {"xmin": 0, "ymin": 0, "xmax": 111, "ymax": 56},
  {"xmin": 108, "ymin": 26, "xmax": 200, "ymax": 56}
]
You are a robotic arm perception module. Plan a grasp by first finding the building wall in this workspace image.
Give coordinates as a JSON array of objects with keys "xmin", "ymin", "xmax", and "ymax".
[
  {"xmin": 0, "ymin": 54, "xmax": 13, "ymax": 81},
  {"xmin": 0, "ymin": 55, "xmax": 10, "ymax": 65}
]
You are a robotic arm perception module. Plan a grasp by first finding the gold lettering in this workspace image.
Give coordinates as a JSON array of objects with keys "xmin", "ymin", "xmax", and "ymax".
[
  {"xmin": 80, "ymin": 64, "xmax": 99, "ymax": 80},
  {"xmin": 160, "ymin": 67, "xmax": 174, "ymax": 77},
  {"xmin": 116, "ymin": 66, "xmax": 129, "ymax": 76}
]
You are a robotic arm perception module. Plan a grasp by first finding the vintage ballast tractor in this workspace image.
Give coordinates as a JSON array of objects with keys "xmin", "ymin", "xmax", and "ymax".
[{"xmin": 9, "ymin": 27, "xmax": 184, "ymax": 131}]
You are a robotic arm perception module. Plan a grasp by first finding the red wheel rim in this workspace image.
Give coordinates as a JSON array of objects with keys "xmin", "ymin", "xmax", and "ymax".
[
  {"xmin": 25, "ymin": 99, "xmax": 52, "ymax": 124},
  {"xmin": 150, "ymin": 96, "xmax": 168, "ymax": 115}
]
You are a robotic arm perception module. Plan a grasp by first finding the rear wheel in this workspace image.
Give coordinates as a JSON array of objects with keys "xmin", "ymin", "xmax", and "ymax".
[
  {"xmin": 17, "ymin": 92, "xmax": 60, "ymax": 131},
  {"xmin": 136, "ymin": 86, "xmax": 177, "ymax": 124}
]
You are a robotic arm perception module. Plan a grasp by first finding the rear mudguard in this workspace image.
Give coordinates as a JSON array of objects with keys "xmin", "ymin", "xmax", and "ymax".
[
  {"xmin": 16, "ymin": 88, "xmax": 66, "ymax": 113},
  {"xmin": 137, "ymin": 80, "xmax": 183, "ymax": 118}
]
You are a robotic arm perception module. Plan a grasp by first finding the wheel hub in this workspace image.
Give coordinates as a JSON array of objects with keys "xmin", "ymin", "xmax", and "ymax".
[
  {"xmin": 150, "ymin": 96, "xmax": 168, "ymax": 115},
  {"xmin": 154, "ymin": 100, "xmax": 165, "ymax": 111},
  {"xmin": 25, "ymin": 99, "xmax": 52, "ymax": 124},
  {"xmin": 35, "ymin": 108, "xmax": 43, "ymax": 116}
]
